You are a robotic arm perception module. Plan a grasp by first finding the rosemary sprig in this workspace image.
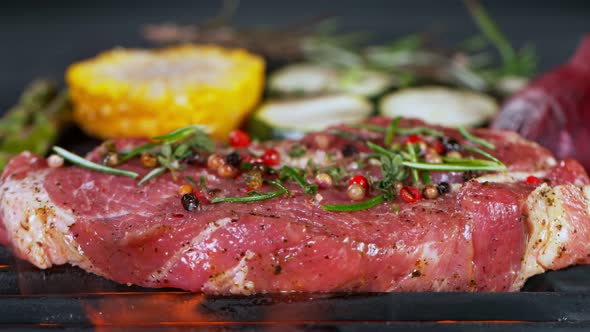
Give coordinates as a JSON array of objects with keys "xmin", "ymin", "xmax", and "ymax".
[
  {"xmin": 367, "ymin": 142, "xmax": 506, "ymax": 172},
  {"xmin": 397, "ymin": 127, "xmax": 444, "ymax": 137},
  {"xmin": 421, "ymin": 171, "xmax": 432, "ymax": 185},
  {"xmin": 185, "ymin": 175, "xmax": 200, "ymax": 187},
  {"xmin": 462, "ymin": 145, "xmax": 502, "ymax": 164},
  {"xmin": 351, "ymin": 123, "xmax": 444, "ymax": 138},
  {"xmin": 121, "ymin": 125, "xmax": 211, "ymax": 162},
  {"xmin": 322, "ymin": 194, "xmax": 385, "ymax": 212},
  {"xmin": 384, "ymin": 116, "xmax": 401, "ymax": 146},
  {"xmin": 406, "ymin": 143, "xmax": 420, "ymax": 184},
  {"xmin": 211, "ymin": 190, "xmax": 284, "ymax": 203},
  {"xmin": 366, "ymin": 141, "xmax": 397, "ymax": 158},
  {"xmin": 137, "ymin": 166, "xmax": 166, "ymax": 185},
  {"xmin": 287, "ymin": 143, "xmax": 307, "ymax": 158},
  {"xmin": 52, "ymin": 146, "xmax": 139, "ymax": 178},
  {"xmin": 268, "ymin": 179, "xmax": 292, "ymax": 197},
  {"xmin": 464, "ymin": 0, "xmax": 536, "ymax": 79},
  {"xmin": 211, "ymin": 180, "xmax": 290, "ymax": 203},
  {"xmin": 458, "ymin": 126, "xmax": 495, "ymax": 149},
  {"xmin": 328, "ymin": 129, "xmax": 361, "ymax": 141},
  {"xmin": 152, "ymin": 125, "xmax": 209, "ymax": 143},
  {"xmin": 279, "ymin": 166, "xmax": 317, "ymax": 195},
  {"xmin": 402, "ymin": 161, "xmax": 506, "ymax": 172},
  {"xmin": 349, "ymin": 123, "xmax": 386, "ymax": 132},
  {"xmin": 119, "ymin": 142, "xmax": 158, "ymax": 162},
  {"xmin": 367, "ymin": 141, "xmax": 506, "ymax": 173},
  {"xmin": 463, "ymin": 0, "xmax": 513, "ymax": 69}
]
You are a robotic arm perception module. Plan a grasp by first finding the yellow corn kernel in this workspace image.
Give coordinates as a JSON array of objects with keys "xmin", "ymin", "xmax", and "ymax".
[{"xmin": 66, "ymin": 45, "xmax": 265, "ymax": 140}]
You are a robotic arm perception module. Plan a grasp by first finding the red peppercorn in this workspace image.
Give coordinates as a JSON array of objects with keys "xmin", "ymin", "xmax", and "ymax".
[
  {"xmin": 348, "ymin": 175, "xmax": 369, "ymax": 190},
  {"xmin": 525, "ymin": 175, "xmax": 543, "ymax": 185},
  {"xmin": 194, "ymin": 191, "xmax": 210, "ymax": 204},
  {"xmin": 432, "ymin": 141, "xmax": 446, "ymax": 155},
  {"xmin": 229, "ymin": 129, "xmax": 251, "ymax": 148},
  {"xmin": 400, "ymin": 186, "xmax": 421, "ymax": 203},
  {"xmin": 403, "ymin": 135, "xmax": 423, "ymax": 145},
  {"xmin": 262, "ymin": 148, "xmax": 280, "ymax": 166}
]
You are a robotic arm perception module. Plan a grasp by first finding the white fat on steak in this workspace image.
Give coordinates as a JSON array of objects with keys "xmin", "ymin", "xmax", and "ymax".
[
  {"xmin": 0, "ymin": 167, "xmax": 95, "ymax": 272},
  {"xmin": 147, "ymin": 217, "xmax": 234, "ymax": 285},
  {"xmin": 202, "ymin": 250, "xmax": 256, "ymax": 295},
  {"xmin": 515, "ymin": 184, "xmax": 590, "ymax": 289}
]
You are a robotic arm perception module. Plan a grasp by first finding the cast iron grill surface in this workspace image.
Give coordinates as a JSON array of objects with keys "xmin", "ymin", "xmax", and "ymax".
[{"xmin": 3, "ymin": 247, "xmax": 590, "ymax": 331}]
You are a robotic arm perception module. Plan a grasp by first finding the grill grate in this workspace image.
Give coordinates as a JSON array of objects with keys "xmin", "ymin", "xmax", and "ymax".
[{"xmin": 3, "ymin": 247, "xmax": 590, "ymax": 331}]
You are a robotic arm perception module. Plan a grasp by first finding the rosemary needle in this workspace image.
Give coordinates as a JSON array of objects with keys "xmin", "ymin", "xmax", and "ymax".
[
  {"xmin": 402, "ymin": 161, "xmax": 506, "ymax": 172},
  {"xmin": 322, "ymin": 194, "xmax": 386, "ymax": 212},
  {"xmin": 137, "ymin": 166, "xmax": 166, "ymax": 185},
  {"xmin": 52, "ymin": 146, "xmax": 139, "ymax": 178},
  {"xmin": 211, "ymin": 180, "xmax": 290, "ymax": 203},
  {"xmin": 458, "ymin": 126, "xmax": 495, "ymax": 149}
]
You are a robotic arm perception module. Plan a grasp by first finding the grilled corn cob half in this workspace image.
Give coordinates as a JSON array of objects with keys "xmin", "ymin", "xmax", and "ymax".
[{"xmin": 67, "ymin": 45, "xmax": 265, "ymax": 140}]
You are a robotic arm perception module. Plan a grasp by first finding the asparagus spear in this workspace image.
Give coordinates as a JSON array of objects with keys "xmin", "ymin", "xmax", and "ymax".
[{"xmin": 0, "ymin": 80, "xmax": 72, "ymax": 170}]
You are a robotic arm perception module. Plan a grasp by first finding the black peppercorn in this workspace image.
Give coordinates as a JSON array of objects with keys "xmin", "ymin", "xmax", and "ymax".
[
  {"xmin": 184, "ymin": 151, "xmax": 203, "ymax": 165},
  {"xmin": 341, "ymin": 144, "xmax": 358, "ymax": 157},
  {"xmin": 437, "ymin": 182, "xmax": 450, "ymax": 195},
  {"xmin": 181, "ymin": 193, "xmax": 199, "ymax": 211},
  {"xmin": 441, "ymin": 137, "xmax": 462, "ymax": 152},
  {"xmin": 226, "ymin": 151, "xmax": 242, "ymax": 167}
]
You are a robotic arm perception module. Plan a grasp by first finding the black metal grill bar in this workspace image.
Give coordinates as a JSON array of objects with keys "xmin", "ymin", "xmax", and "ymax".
[
  {"xmin": 2, "ymin": 292, "xmax": 590, "ymax": 325},
  {"xmin": 4, "ymin": 247, "xmax": 590, "ymax": 331},
  {"xmin": 0, "ymin": 322, "xmax": 589, "ymax": 332}
]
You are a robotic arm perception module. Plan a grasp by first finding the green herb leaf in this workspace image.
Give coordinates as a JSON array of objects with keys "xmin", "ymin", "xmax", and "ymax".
[
  {"xmin": 287, "ymin": 143, "xmax": 307, "ymax": 158},
  {"xmin": 185, "ymin": 175, "xmax": 199, "ymax": 187},
  {"xmin": 120, "ymin": 142, "xmax": 158, "ymax": 162},
  {"xmin": 352, "ymin": 124, "xmax": 444, "ymax": 138},
  {"xmin": 53, "ymin": 146, "xmax": 139, "ymax": 178},
  {"xmin": 137, "ymin": 166, "xmax": 166, "ymax": 185},
  {"xmin": 441, "ymin": 157, "xmax": 499, "ymax": 166},
  {"xmin": 173, "ymin": 143, "xmax": 191, "ymax": 159},
  {"xmin": 366, "ymin": 141, "xmax": 397, "ymax": 159},
  {"xmin": 279, "ymin": 166, "xmax": 317, "ymax": 195},
  {"xmin": 367, "ymin": 142, "xmax": 408, "ymax": 200},
  {"xmin": 385, "ymin": 116, "xmax": 402, "ymax": 146},
  {"xmin": 397, "ymin": 127, "xmax": 444, "ymax": 137},
  {"xmin": 152, "ymin": 125, "xmax": 206, "ymax": 143},
  {"xmin": 421, "ymin": 170, "xmax": 432, "ymax": 185},
  {"xmin": 406, "ymin": 143, "xmax": 420, "ymax": 184},
  {"xmin": 463, "ymin": 0, "xmax": 515, "ymax": 66},
  {"xmin": 211, "ymin": 180, "xmax": 289, "ymax": 203},
  {"xmin": 321, "ymin": 165, "xmax": 346, "ymax": 183},
  {"xmin": 328, "ymin": 129, "xmax": 361, "ymax": 140},
  {"xmin": 161, "ymin": 144, "xmax": 172, "ymax": 158},
  {"xmin": 322, "ymin": 194, "xmax": 385, "ymax": 212},
  {"xmin": 403, "ymin": 160, "xmax": 506, "ymax": 172},
  {"xmin": 463, "ymin": 0, "xmax": 536, "ymax": 77},
  {"xmin": 349, "ymin": 123, "xmax": 386, "ymax": 132},
  {"xmin": 212, "ymin": 190, "xmax": 284, "ymax": 203},
  {"xmin": 462, "ymin": 145, "xmax": 502, "ymax": 164},
  {"xmin": 458, "ymin": 126, "xmax": 495, "ymax": 149},
  {"xmin": 120, "ymin": 125, "xmax": 213, "ymax": 162},
  {"xmin": 267, "ymin": 179, "xmax": 292, "ymax": 197}
]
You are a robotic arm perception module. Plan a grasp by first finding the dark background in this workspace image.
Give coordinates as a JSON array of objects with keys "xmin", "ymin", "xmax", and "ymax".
[{"xmin": 0, "ymin": 0, "xmax": 588, "ymax": 111}]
